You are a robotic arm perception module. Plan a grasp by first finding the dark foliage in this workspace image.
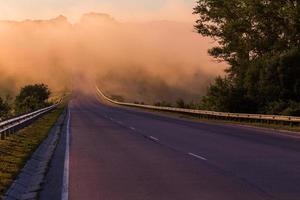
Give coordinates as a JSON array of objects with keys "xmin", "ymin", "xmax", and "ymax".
[
  {"xmin": 154, "ymin": 101, "xmax": 173, "ymax": 107},
  {"xmin": 0, "ymin": 97, "xmax": 10, "ymax": 120},
  {"xmin": 110, "ymin": 95, "xmax": 125, "ymax": 102},
  {"xmin": 176, "ymin": 99, "xmax": 197, "ymax": 109},
  {"xmin": 194, "ymin": 0, "xmax": 300, "ymax": 115},
  {"xmin": 15, "ymin": 84, "xmax": 51, "ymax": 114}
]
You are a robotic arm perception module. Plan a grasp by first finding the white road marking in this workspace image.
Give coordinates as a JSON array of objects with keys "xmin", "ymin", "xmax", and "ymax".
[
  {"xmin": 117, "ymin": 121, "xmax": 123, "ymax": 125},
  {"xmin": 130, "ymin": 127, "xmax": 136, "ymax": 130},
  {"xmin": 149, "ymin": 136, "xmax": 159, "ymax": 141},
  {"xmin": 188, "ymin": 153, "xmax": 207, "ymax": 161},
  {"xmin": 62, "ymin": 107, "xmax": 71, "ymax": 200}
]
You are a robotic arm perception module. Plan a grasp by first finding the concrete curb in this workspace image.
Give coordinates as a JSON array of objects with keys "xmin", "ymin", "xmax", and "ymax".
[{"xmin": 4, "ymin": 109, "xmax": 67, "ymax": 200}]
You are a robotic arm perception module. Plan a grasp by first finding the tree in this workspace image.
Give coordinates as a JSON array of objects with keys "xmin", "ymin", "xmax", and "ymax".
[
  {"xmin": 15, "ymin": 84, "xmax": 51, "ymax": 114},
  {"xmin": 194, "ymin": 0, "xmax": 300, "ymax": 115},
  {"xmin": 0, "ymin": 97, "xmax": 10, "ymax": 120}
]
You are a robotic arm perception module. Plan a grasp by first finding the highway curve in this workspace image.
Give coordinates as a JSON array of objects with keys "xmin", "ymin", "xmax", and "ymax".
[{"xmin": 43, "ymin": 89, "xmax": 300, "ymax": 200}]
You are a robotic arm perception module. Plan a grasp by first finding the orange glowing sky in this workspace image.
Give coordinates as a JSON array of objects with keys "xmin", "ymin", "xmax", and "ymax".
[
  {"xmin": 0, "ymin": 0, "xmax": 226, "ymax": 103},
  {"xmin": 0, "ymin": 0, "xmax": 196, "ymax": 22}
]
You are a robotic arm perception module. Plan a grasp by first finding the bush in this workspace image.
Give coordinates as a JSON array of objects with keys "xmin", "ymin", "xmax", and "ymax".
[
  {"xmin": 282, "ymin": 101, "xmax": 300, "ymax": 116},
  {"xmin": 265, "ymin": 100, "xmax": 300, "ymax": 116},
  {"xmin": 15, "ymin": 84, "xmax": 51, "ymax": 115},
  {"xmin": 176, "ymin": 99, "xmax": 186, "ymax": 108},
  {"xmin": 110, "ymin": 95, "xmax": 124, "ymax": 102},
  {"xmin": 175, "ymin": 99, "xmax": 197, "ymax": 109},
  {"xmin": 154, "ymin": 101, "xmax": 173, "ymax": 107},
  {"xmin": 264, "ymin": 100, "xmax": 288, "ymax": 115}
]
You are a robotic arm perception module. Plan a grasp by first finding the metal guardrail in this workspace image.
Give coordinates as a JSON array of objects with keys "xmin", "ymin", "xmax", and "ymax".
[
  {"xmin": 96, "ymin": 87, "xmax": 300, "ymax": 125},
  {"xmin": 0, "ymin": 104, "xmax": 59, "ymax": 140}
]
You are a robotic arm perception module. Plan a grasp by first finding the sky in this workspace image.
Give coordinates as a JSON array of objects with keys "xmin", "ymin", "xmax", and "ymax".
[
  {"xmin": 0, "ymin": 0, "xmax": 226, "ymax": 102},
  {"xmin": 0, "ymin": 0, "xmax": 196, "ymax": 22}
]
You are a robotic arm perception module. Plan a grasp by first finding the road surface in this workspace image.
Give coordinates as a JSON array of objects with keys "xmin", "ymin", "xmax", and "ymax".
[{"xmin": 42, "ymin": 89, "xmax": 300, "ymax": 200}]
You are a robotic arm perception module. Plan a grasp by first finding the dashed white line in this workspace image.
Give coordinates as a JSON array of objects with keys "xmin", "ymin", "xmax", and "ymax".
[
  {"xmin": 130, "ymin": 127, "xmax": 136, "ymax": 130},
  {"xmin": 117, "ymin": 121, "xmax": 123, "ymax": 125},
  {"xmin": 62, "ymin": 106, "xmax": 70, "ymax": 200},
  {"xmin": 149, "ymin": 136, "xmax": 159, "ymax": 141},
  {"xmin": 188, "ymin": 153, "xmax": 208, "ymax": 161}
]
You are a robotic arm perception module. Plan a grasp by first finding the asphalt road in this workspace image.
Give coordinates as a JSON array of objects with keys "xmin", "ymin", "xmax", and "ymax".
[{"xmin": 61, "ymin": 90, "xmax": 300, "ymax": 200}]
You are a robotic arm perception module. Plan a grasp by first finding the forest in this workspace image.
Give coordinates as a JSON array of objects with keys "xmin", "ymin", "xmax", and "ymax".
[{"xmin": 194, "ymin": 0, "xmax": 300, "ymax": 116}]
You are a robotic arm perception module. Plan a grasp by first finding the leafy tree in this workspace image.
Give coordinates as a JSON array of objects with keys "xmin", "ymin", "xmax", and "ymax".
[
  {"xmin": 0, "ymin": 97, "xmax": 10, "ymax": 120},
  {"xmin": 194, "ymin": 0, "xmax": 300, "ymax": 115},
  {"xmin": 15, "ymin": 84, "xmax": 51, "ymax": 114}
]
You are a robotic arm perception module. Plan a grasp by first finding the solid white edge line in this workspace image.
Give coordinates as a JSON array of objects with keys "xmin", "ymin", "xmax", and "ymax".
[
  {"xmin": 62, "ymin": 106, "xmax": 70, "ymax": 200},
  {"xmin": 188, "ymin": 153, "xmax": 207, "ymax": 161}
]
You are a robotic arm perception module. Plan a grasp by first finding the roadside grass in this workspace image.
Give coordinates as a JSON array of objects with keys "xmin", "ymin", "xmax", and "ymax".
[{"xmin": 0, "ymin": 105, "xmax": 65, "ymax": 198}]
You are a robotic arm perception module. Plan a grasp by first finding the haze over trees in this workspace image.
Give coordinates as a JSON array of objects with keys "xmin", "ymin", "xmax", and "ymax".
[
  {"xmin": 0, "ymin": 13, "xmax": 224, "ymax": 104},
  {"xmin": 194, "ymin": 0, "xmax": 300, "ymax": 115},
  {"xmin": 0, "ymin": 84, "xmax": 51, "ymax": 120},
  {"xmin": 15, "ymin": 84, "xmax": 51, "ymax": 115}
]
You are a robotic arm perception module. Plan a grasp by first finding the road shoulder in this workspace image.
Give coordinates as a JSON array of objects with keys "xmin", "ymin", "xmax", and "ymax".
[{"xmin": 39, "ymin": 108, "xmax": 69, "ymax": 200}]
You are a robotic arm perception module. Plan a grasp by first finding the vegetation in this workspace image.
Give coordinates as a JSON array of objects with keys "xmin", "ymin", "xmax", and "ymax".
[
  {"xmin": 153, "ymin": 99, "xmax": 198, "ymax": 109},
  {"xmin": 0, "ymin": 105, "xmax": 64, "ymax": 198},
  {"xmin": 194, "ymin": 0, "xmax": 300, "ymax": 115},
  {"xmin": 0, "ymin": 84, "xmax": 52, "ymax": 120},
  {"xmin": 15, "ymin": 84, "xmax": 51, "ymax": 115},
  {"xmin": 0, "ymin": 98, "xmax": 10, "ymax": 120},
  {"xmin": 176, "ymin": 99, "xmax": 197, "ymax": 109},
  {"xmin": 134, "ymin": 101, "xmax": 145, "ymax": 105},
  {"xmin": 110, "ymin": 95, "xmax": 125, "ymax": 102},
  {"xmin": 154, "ymin": 101, "xmax": 173, "ymax": 107}
]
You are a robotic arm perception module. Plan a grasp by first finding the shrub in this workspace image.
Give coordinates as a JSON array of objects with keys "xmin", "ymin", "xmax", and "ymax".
[{"xmin": 15, "ymin": 84, "xmax": 51, "ymax": 115}]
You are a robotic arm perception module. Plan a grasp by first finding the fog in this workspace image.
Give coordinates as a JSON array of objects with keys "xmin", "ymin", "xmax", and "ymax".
[{"xmin": 0, "ymin": 13, "xmax": 225, "ymax": 103}]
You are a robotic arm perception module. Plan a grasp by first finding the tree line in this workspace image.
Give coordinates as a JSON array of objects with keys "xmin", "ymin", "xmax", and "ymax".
[
  {"xmin": 193, "ymin": 0, "xmax": 300, "ymax": 116},
  {"xmin": 0, "ymin": 84, "xmax": 51, "ymax": 121}
]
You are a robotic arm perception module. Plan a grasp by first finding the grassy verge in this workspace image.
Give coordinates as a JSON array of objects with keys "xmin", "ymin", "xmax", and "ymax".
[{"xmin": 0, "ymin": 105, "xmax": 65, "ymax": 198}]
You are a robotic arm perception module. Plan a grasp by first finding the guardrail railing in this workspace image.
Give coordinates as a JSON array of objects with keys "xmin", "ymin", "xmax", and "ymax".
[
  {"xmin": 0, "ymin": 104, "xmax": 59, "ymax": 140},
  {"xmin": 96, "ymin": 87, "xmax": 300, "ymax": 125}
]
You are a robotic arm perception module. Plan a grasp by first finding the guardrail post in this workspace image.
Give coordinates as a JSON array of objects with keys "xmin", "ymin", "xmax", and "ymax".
[
  {"xmin": 1, "ymin": 132, "xmax": 5, "ymax": 140},
  {"xmin": 6, "ymin": 129, "xmax": 10, "ymax": 138}
]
